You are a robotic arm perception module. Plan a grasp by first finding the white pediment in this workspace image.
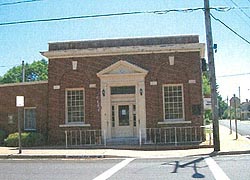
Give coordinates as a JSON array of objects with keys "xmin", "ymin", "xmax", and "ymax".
[{"xmin": 97, "ymin": 60, "xmax": 148, "ymax": 77}]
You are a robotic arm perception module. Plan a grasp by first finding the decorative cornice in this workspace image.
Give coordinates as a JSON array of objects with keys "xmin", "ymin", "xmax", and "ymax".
[
  {"xmin": 41, "ymin": 43, "xmax": 205, "ymax": 59},
  {"xmin": 0, "ymin": 81, "xmax": 48, "ymax": 87}
]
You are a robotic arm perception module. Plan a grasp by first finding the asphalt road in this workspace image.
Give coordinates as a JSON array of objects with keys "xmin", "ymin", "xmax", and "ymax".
[
  {"xmin": 1, "ymin": 154, "xmax": 250, "ymax": 180},
  {"xmin": 220, "ymin": 119, "xmax": 250, "ymax": 137}
]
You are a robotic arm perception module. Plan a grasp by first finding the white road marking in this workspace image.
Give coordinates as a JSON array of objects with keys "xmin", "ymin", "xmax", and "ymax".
[
  {"xmin": 205, "ymin": 156, "xmax": 230, "ymax": 180},
  {"xmin": 93, "ymin": 158, "xmax": 135, "ymax": 180}
]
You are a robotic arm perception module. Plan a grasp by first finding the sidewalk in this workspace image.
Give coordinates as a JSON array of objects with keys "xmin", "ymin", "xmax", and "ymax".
[{"xmin": 0, "ymin": 125, "xmax": 250, "ymax": 159}]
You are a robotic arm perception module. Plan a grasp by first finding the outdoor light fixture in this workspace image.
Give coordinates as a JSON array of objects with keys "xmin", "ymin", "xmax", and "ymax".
[
  {"xmin": 102, "ymin": 89, "xmax": 105, "ymax": 96},
  {"xmin": 140, "ymin": 88, "xmax": 143, "ymax": 96}
]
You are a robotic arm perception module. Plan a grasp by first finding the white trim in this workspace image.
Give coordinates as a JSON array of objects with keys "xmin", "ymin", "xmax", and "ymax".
[
  {"xmin": 59, "ymin": 123, "xmax": 90, "ymax": 128},
  {"xmin": 0, "ymin": 81, "xmax": 48, "ymax": 87},
  {"xmin": 162, "ymin": 84, "xmax": 185, "ymax": 121},
  {"xmin": 41, "ymin": 43, "xmax": 205, "ymax": 59},
  {"xmin": 158, "ymin": 121, "xmax": 191, "ymax": 125},
  {"xmin": 98, "ymin": 61, "xmax": 147, "ymax": 139},
  {"xmin": 97, "ymin": 60, "xmax": 148, "ymax": 77}
]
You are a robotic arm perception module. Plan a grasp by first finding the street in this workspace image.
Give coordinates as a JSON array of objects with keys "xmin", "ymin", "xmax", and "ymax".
[
  {"xmin": 220, "ymin": 119, "xmax": 250, "ymax": 137},
  {"xmin": 1, "ymin": 154, "xmax": 250, "ymax": 180}
]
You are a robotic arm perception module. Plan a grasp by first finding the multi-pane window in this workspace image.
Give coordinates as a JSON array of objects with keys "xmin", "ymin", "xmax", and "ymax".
[
  {"xmin": 163, "ymin": 85, "xmax": 184, "ymax": 120},
  {"xmin": 24, "ymin": 108, "xmax": 36, "ymax": 130},
  {"xmin": 66, "ymin": 89, "xmax": 84, "ymax": 123}
]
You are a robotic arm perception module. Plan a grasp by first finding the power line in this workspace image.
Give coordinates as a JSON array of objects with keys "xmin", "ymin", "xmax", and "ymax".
[
  {"xmin": 228, "ymin": 0, "xmax": 250, "ymax": 20},
  {"xmin": 218, "ymin": 72, "xmax": 250, "ymax": 78},
  {"xmin": 0, "ymin": 0, "xmax": 42, "ymax": 7},
  {"xmin": 210, "ymin": 13, "xmax": 250, "ymax": 45},
  {"xmin": 223, "ymin": 0, "xmax": 250, "ymax": 28},
  {"xmin": 0, "ymin": 6, "xmax": 247, "ymax": 26}
]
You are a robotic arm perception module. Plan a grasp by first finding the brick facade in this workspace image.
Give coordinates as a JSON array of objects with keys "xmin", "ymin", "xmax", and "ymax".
[
  {"xmin": 0, "ymin": 35, "xmax": 205, "ymax": 145},
  {"xmin": 44, "ymin": 35, "xmax": 205, "ymax": 144},
  {"xmin": 0, "ymin": 81, "xmax": 48, "ymax": 136}
]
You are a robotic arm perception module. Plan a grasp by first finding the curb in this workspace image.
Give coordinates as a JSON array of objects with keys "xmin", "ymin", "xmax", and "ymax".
[{"xmin": 0, "ymin": 154, "xmax": 106, "ymax": 159}]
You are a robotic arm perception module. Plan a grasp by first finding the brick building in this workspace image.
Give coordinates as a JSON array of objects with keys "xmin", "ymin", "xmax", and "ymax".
[
  {"xmin": 0, "ymin": 81, "xmax": 48, "ymax": 135},
  {"xmin": 0, "ymin": 35, "xmax": 205, "ymax": 146}
]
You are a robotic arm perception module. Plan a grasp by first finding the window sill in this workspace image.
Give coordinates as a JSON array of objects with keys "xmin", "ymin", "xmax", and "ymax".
[
  {"xmin": 59, "ymin": 123, "xmax": 91, "ymax": 128},
  {"xmin": 158, "ymin": 121, "xmax": 191, "ymax": 125},
  {"xmin": 24, "ymin": 129, "xmax": 36, "ymax": 131}
]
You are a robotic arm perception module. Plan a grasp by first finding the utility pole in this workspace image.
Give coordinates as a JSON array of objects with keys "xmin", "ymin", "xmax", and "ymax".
[
  {"xmin": 22, "ymin": 60, "xmax": 25, "ymax": 82},
  {"xmin": 234, "ymin": 94, "xmax": 238, "ymax": 139},
  {"xmin": 204, "ymin": 0, "xmax": 220, "ymax": 151}
]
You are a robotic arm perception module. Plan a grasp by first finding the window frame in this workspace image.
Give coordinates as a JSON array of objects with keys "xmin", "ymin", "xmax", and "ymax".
[
  {"xmin": 65, "ymin": 88, "xmax": 85, "ymax": 124},
  {"xmin": 162, "ymin": 84, "xmax": 185, "ymax": 121},
  {"xmin": 24, "ymin": 107, "xmax": 37, "ymax": 131}
]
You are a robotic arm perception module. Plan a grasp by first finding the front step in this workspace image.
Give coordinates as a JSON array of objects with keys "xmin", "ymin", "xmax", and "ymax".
[{"xmin": 106, "ymin": 137, "xmax": 139, "ymax": 145}]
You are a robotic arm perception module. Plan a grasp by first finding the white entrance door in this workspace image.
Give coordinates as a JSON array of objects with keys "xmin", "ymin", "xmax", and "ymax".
[{"xmin": 111, "ymin": 103, "xmax": 136, "ymax": 138}]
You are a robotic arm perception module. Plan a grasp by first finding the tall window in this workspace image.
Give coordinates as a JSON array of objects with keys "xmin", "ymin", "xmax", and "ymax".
[
  {"xmin": 163, "ymin": 84, "xmax": 184, "ymax": 120},
  {"xmin": 24, "ymin": 108, "xmax": 36, "ymax": 130},
  {"xmin": 66, "ymin": 89, "xmax": 84, "ymax": 123}
]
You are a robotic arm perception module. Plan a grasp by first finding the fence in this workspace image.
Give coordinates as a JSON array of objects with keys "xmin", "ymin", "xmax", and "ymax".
[
  {"xmin": 142, "ymin": 126, "xmax": 211, "ymax": 146},
  {"xmin": 65, "ymin": 129, "xmax": 105, "ymax": 148},
  {"xmin": 64, "ymin": 126, "xmax": 212, "ymax": 147}
]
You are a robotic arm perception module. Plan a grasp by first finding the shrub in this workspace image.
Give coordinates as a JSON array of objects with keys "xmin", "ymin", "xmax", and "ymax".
[
  {"xmin": 0, "ymin": 130, "xmax": 6, "ymax": 145},
  {"xmin": 5, "ymin": 132, "xmax": 45, "ymax": 147}
]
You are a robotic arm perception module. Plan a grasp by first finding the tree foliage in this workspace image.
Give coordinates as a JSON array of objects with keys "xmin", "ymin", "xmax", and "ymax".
[
  {"xmin": 202, "ymin": 72, "xmax": 228, "ymax": 119},
  {"xmin": 202, "ymin": 73, "xmax": 211, "ymax": 96},
  {"xmin": 0, "ymin": 59, "xmax": 48, "ymax": 84}
]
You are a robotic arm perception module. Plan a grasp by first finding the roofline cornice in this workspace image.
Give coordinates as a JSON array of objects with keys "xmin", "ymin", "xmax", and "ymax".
[
  {"xmin": 41, "ymin": 43, "xmax": 205, "ymax": 59},
  {"xmin": 0, "ymin": 81, "xmax": 48, "ymax": 87}
]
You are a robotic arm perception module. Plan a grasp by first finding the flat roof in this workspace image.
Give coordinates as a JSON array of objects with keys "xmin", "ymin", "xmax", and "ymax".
[{"xmin": 48, "ymin": 35, "xmax": 200, "ymax": 51}]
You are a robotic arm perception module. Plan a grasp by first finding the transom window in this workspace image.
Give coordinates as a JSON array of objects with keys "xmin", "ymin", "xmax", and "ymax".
[
  {"xmin": 66, "ymin": 89, "xmax": 84, "ymax": 123},
  {"xmin": 24, "ymin": 108, "xmax": 36, "ymax": 130},
  {"xmin": 163, "ymin": 84, "xmax": 184, "ymax": 120},
  {"xmin": 111, "ymin": 86, "xmax": 135, "ymax": 95}
]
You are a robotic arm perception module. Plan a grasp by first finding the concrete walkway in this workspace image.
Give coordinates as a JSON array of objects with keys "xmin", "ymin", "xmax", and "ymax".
[{"xmin": 0, "ymin": 125, "xmax": 250, "ymax": 159}]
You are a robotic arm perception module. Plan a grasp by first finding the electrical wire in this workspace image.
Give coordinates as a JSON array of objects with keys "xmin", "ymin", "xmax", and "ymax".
[
  {"xmin": 0, "ymin": 6, "xmax": 242, "ymax": 26},
  {"xmin": 0, "ymin": 5, "xmax": 249, "ymax": 45},
  {"xmin": 222, "ymin": 0, "xmax": 250, "ymax": 28},
  {"xmin": 228, "ymin": 0, "xmax": 250, "ymax": 20},
  {"xmin": 210, "ymin": 13, "xmax": 250, "ymax": 45},
  {"xmin": 0, "ymin": 0, "xmax": 42, "ymax": 6},
  {"xmin": 218, "ymin": 72, "xmax": 250, "ymax": 78}
]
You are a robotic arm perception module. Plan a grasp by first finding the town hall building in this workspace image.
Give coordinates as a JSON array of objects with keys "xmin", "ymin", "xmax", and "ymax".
[{"xmin": 0, "ymin": 35, "xmax": 206, "ymax": 146}]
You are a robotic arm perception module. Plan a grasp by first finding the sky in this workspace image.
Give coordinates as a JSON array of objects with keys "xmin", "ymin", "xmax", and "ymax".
[{"xmin": 0, "ymin": 0, "xmax": 250, "ymax": 102}]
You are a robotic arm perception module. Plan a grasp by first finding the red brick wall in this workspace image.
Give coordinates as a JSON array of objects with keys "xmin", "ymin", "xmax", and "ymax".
[
  {"xmin": 0, "ymin": 82, "xmax": 48, "ymax": 136},
  {"xmin": 48, "ymin": 51, "xmax": 203, "ymax": 143}
]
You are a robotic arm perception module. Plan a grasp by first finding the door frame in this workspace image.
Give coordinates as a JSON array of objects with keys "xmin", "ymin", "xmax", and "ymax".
[{"xmin": 97, "ymin": 60, "xmax": 148, "ymax": 139}]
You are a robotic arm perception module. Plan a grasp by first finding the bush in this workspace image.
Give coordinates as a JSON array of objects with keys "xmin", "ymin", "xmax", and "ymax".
[
  {"xmin": 0, "ymin": 130, "xmax": 6, "ymax": 145},
  {"xmin": 4, "ymin": 132, "xmax": 45, "ymax": 147}
]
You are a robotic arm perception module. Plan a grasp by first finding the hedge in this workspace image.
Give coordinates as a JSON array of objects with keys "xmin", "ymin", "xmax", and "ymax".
[{"xmin": 5, "ymin": 132, "xmax": 45, "ymax": 147}]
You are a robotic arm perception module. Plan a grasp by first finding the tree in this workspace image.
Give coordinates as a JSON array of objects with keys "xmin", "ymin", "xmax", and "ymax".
[
  {"xmin": 0, "ymin": 59, "xmax": 48, "ymax": 84},
  {"xmin": 202, "ymin": 72, "xmax": 228, "ymax": 119},
  {"xmin": 202, "ymin": 73, "xmax": 211, "ymax": 97}
]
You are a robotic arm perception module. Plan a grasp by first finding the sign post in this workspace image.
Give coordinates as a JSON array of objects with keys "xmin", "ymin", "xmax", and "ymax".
[
  {"xmin": 16, "ymin": 96, "xmax": 24, "ymax": 154},
  {"xmin": 230, "ymin": 95, "xmax": 240, "ymax": 140}
]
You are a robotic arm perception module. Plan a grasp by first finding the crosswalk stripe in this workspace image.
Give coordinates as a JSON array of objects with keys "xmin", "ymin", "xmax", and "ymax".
[
  {"xmin": 93, "ymin": 158, "xmax": 135, "ymax": 180},
  {"xmin": 205, "ymin": 156, "xmax": 230, "ymax": 180}
]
